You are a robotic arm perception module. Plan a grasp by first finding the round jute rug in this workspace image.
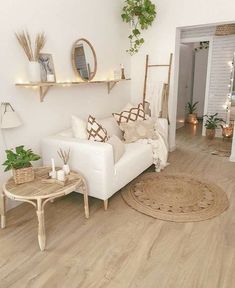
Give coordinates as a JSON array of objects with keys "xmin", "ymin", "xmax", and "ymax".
[{"xmin": 121, "ymin": 173, "xmax": 229, "ymax": 222}]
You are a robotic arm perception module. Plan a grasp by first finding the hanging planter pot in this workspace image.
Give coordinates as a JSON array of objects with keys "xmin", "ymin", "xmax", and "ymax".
[{"xmin": 121, "ymin": 0, "xmax": 157, "ymax": 55}]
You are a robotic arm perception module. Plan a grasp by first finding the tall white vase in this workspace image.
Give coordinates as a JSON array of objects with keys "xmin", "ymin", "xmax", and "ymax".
[{"xmin": 28, "ymin": 61, "xmax": 41, "ymax": 83}]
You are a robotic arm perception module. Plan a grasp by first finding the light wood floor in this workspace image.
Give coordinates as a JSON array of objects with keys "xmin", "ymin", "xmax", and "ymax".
[{"xmin": 1, "ymin": 124, "xmax": 235, "ymax": 288}]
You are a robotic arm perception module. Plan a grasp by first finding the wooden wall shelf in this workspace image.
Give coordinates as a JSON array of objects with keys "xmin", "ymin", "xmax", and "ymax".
[{"xmin": 15, "ymin": 79, "xmax": 131, "ymax": 102}]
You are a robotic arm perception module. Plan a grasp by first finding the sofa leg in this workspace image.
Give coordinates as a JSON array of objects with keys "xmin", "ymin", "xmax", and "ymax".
[{"xmin": 104, "ymin": 199, "xmax": 108, "ymax": 211}]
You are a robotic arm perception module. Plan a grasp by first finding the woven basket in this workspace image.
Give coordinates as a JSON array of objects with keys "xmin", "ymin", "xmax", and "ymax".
[
  {"xmin": 215, "ymin": 24, "xmax": 235, "ymax": 36},
  {"xmin": 13, "ymin": 166, "xmax": 35, "ymax": 185}
]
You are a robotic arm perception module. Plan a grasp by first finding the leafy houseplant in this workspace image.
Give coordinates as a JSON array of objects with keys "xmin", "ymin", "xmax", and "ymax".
[
  {"xmin": 186, "ymin": 101, "xmax": 199, "ymax": 124},
  {"xmin": 2, "ymin": 146, "xmax": 41, "ymax": 184},
  {"xmin": 121, "ymin": 0, "xmax": 157, "ymax": 55},
  {"xmin": 203, "ymin": 113, "xmax": 225, "ymax": 140}
]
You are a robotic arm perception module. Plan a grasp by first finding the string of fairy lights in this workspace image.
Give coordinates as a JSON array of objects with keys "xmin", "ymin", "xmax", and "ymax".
[{"xmin": 225, "ymin": 53, "xmax": 235, "ymax": 125}]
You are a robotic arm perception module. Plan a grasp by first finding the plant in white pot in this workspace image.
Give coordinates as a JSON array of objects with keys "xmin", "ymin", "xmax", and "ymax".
[
  {"xmin": 203, "ymin": 113, "xmax": 225, "ymax": 140},
  {"xmin": 15, "ymin": 31, "xmax": 46, "ymax": 82},
  {"xmin": 2, "ymin": 146, "xmax": 41, "ymax": 184},
  {"xmin": 186, "ymin": 101, "xmax": 199, "ymax": 124}
]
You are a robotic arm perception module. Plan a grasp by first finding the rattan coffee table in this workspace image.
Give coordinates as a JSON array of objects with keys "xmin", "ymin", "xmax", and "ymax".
[{"xmin": 0, "ymin": 167, "xmax": 89, "ymax": 251}]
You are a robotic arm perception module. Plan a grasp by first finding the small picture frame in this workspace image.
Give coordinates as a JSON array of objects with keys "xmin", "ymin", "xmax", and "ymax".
[{"xmin": 38, "ymin": 53, "xmax": 56, "ymax": 83}]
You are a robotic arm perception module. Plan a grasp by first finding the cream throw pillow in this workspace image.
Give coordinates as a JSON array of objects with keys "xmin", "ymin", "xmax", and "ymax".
[
  {"xmin": 71, "ymin": 115, "xmax": 88, "ymax": 139},
  {"xmin": 120, "ymin": 118, "xmax": 158, "ymax": 143},
  {"xmin": 107, "ymin": 135, "xmax": 125, "ymax": 163}
]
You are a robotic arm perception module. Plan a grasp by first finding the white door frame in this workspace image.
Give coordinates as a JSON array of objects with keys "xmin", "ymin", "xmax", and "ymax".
[{"xmin": 174, "ymin": 33, "xmax": 213, "ymax": 136}]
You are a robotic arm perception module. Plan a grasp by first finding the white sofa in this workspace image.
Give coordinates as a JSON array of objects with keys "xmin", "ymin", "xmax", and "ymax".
[{"xmin": 41, "ymin": 117, "xmax": 168, "ymax": 209}]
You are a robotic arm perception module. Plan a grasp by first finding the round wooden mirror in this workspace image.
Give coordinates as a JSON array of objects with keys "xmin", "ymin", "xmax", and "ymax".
[{"xmin": 71, "ymin": 38, "xmax": 97, "ymax": 81}]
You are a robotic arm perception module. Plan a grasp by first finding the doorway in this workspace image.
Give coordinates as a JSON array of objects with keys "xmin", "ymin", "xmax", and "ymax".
[{"xmin": 176, "ymin": 41, "xmax": 210, "ymax": 132}]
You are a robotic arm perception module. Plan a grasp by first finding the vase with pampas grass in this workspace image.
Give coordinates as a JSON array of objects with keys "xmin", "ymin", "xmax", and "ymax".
[
  {"xmin": 57, "ymin": 148, "xmax": 71, "ymax": 175},
  {"xmin": 15, "ymin": 31, "xmax": 46, "ymax": 82}
]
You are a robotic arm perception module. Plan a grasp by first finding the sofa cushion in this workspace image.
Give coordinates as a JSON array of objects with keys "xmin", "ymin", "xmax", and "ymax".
[
  {"xmin": 112, "ymin": 103, "xmax": 146, "ymax": 129},
  {"xmin": 107, "ymin": 135, "xmax": 125, "ymax": 163},
  {"xmin": 87, "ymin": 115, "xmax": 108, "ymax": 142},
  {"xmin": 112, "ymin": 142, "xmax": 153, "ymax": 193}
]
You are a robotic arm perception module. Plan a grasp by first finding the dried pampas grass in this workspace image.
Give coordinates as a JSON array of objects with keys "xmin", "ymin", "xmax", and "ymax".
[
  {"xmin": 57, "ymin": 148, "xmax": 70, "ymax": 165},
  {"xmin": 15, "ymin": 31, "xmax": 46, "ymax": 61}
]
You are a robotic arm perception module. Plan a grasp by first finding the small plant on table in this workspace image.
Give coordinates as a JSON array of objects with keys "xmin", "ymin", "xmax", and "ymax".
[{"xmin": 2, "ymin": 145, "xmax": 40, "ymax": 184}]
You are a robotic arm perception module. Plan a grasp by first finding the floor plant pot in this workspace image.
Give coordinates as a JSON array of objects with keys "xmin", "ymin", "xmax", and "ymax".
[
  {"xmin": 206, "ymin": 129, "xmax": 216, "ymax": 140},
  {"xmin": 28, "ymin": 61, "xmax": 41, "ymax": 83},
  {"xmin": 13, "ymin": 166, "xmax": 35, "ymax": 185},
  {"xmin": 187, "ymin": 113, "xmax": 197, "ymax": 124}
]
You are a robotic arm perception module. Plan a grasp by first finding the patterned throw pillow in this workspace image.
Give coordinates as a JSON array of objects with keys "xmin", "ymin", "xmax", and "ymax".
[
  {"xmin": 112, "ymin": 103, "xmax": 146, "ymax": 130},
  {"xmin": 120, "ymin": 118, "xmax": 158, "ymax": 143},
  {"xmin": 87, "ymin": 115, "xmax": 109, "ymax": 142}
]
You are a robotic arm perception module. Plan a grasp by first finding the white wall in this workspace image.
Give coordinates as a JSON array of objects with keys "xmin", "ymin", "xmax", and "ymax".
[
  {"xmin": 0, "ymin": 0, "xmax": 131, "ymax": 209},
  {"xmin": 130, "ymin": 0, "xmax": 235, "ymax": 150}
]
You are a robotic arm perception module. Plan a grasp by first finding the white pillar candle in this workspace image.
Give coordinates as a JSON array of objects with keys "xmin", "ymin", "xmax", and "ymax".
[
  {"xmin": 49, "ymin": 170, "xmax": 57, "ymax": 179},
  {"xmin": 51, "ymin": 158, "xmax": 55, "ymax": 172},
  {"xmin": 57, "ymin": 170, "xmax": 65, "ymax": 182}
]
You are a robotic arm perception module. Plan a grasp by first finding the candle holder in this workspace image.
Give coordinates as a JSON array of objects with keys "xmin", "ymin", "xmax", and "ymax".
[
  {"xmin": 221, "ymin": 124, "xmax": 233, "ymax": 139},
  {"xmin": 120, "ymin": 64, "xmax": 126, "ymax": 80}
]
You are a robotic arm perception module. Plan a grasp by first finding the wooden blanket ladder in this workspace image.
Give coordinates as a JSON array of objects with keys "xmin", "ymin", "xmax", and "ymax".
[{"xmin": 143, "ymin": 53, "xmax": 173, "ymax": 121}]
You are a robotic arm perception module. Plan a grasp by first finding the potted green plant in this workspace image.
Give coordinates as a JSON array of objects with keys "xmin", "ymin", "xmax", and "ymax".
[
  {"xmin": 121, "ymin": 0, "xmax": 157, "ymax": 55},
  {"xmin": 2, "ymin": 146, "xmax": 40, "ymax": 184},
  {"xmin": 203, "ymin": 113, "xmax": 225, "ymax": 140},
  {"xmin": 186, "ymin": 101, "xmax": 199, "ymax": 124}
]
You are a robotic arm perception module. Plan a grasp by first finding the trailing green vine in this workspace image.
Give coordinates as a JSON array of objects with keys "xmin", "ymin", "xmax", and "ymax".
[{"xmin": 121, "ymin": 0, "xmax": 157, "ymax": 55}]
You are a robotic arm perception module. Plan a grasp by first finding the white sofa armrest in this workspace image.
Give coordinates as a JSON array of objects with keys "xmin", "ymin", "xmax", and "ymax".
[{"xmin": 41, "ymin": 136, "xmax": 114, "ymax": 200}]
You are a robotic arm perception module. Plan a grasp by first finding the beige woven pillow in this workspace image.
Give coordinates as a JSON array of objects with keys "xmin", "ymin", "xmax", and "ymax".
[
  {"xmin": 112, "ymin": 103, "xmax": 146, "ymax": 130},
  {"xmin": 87, "ymin": 115, "xmax": 108, "ymax": 142},
  {"xmin": 120, "ymin": 118, "xmax": 158, "ymax": 143}
]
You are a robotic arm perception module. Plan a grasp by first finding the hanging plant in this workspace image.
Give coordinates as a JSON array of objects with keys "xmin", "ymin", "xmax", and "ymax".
[
  {"xmin": 121, "ymin": 0, "xmax": 157, "ymax": 55},
  {"xmin": 194, "ymin": 41, "xmax": 209, "ymax": 52}
]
